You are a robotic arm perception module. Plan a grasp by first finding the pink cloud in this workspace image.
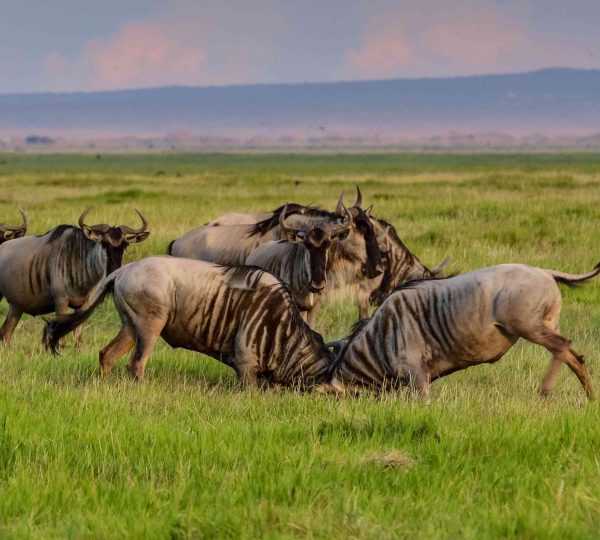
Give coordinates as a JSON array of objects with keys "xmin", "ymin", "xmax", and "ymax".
[
  {"xmin": 84, "ymin": 21, "xmax": 207, "ymax": 90},
  {"xmin": 347, "ymin": 31, "xmax": 412, "ymax": 79},
  {"xmin": 343, "ymin": 3, "xmax": 568, "ymax": 79}
]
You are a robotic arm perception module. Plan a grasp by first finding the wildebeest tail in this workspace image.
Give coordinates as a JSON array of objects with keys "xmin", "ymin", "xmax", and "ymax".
[
  {"xmin": 43, "ymin": 273, "xmax": 117, "ymax": 355},
  {"xmin": 166, "ymin": 239, "xmax": 176, "ymax": 255},
  {"xmin": 545, "ymin": 261, "xmax": 600, "ymax": 286}
]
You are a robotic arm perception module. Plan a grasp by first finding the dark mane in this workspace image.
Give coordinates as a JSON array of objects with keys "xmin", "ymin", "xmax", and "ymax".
[
  {"xmin": 391, "ymin": 273, "xmax": 456, "ymax": 294},
  {"xmin": 219, "ymin": 265, "xmax": 268, "ymax": 291},
  {"xmin": 248, "ymin": 203, "xmax": 336, "ymax": 237},
  {"xmin": 376, "ymin": 218, "xmax": 412, "ymax": 251},
  {"xmin": 42, "ymin": 224, "xmax": 79, "ymax": 243}
]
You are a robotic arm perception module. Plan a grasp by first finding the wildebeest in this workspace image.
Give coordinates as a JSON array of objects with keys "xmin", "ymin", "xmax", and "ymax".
[
  {"xmin": 245, "ymin": 205, "xmax": 352, "ymax": 323},
  {"xmin": 0, "ymin": 209, "xmax": 27, "ymax": 244},
  {"xmin": 368, "ymin": 218, "xmax": 449, "ymax": 308},
  {"xmin": 328, "ymin": 263, "xmax": 598, "ymax": 399},
  {"xmin": 168, "ymin": 190, "xmax": 384, "ymax": 316},
  {"xmin": 43, "ymin": 257, "xmax": 333, "ymax": 386},
  {"xmin": 167, "ymin": 201, "xmax": 350, "ymax": 265},
  {"xmin": 0, "ymin": 208, "xmax": 150, "ymax": 344}
]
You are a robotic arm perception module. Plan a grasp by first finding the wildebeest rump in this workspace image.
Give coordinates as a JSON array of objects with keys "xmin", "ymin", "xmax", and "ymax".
[
  {"xmin": 329, "ymin": 263, "xmax": 599, "ymax": 399},
  {"xmin": 0, "ymin": 208, "xmax": 150, "ymax": 344},
  {"xmin": 44, "ymin": 257, "xmax": 333, "ymax": 386}
]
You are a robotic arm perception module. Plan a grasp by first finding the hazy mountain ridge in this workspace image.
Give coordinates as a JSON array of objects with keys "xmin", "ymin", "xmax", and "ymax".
[{"xmin": 2, "ymin": 68, "xmax": 600, "ymax": 149}]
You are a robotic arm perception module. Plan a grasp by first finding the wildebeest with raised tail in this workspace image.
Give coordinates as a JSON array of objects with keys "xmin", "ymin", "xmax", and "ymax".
[
  {"xmin": 246, "ymin": 205, "xmax": 352, "ymax": 323},
  {"xmin": 0, "ymin": 209, "xmax": 27, "ymax": 244},
  {"xmin": 44, "ymin": 257, "xmax": 333, "ymax": 386},
  {"xmin": 0, "ymin": 208, "xmax": 150, "ymax": 344},
  {"xmin": 328, "ymin": 263, "xmax": 598, "ymax": 399}
]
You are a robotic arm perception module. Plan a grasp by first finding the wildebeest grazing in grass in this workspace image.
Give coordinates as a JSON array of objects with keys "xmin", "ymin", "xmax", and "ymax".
[
  {"xmin": 44, "ymin": 257, "xmax": 333, "ymax": 386},
  {"xmin": 0, "ymin": 208, "xmax": 150, "ymax": 345},
  {"xmin": 328, "ymin": 263, "xmax": 599, "ymax": 399},
  {"xmin": 246, "ymin": 205, "xmax": 352, "ymax": 323},
  {"xmin": 0, "ymin": 209, "xmax": 27, "ymax": 244}
]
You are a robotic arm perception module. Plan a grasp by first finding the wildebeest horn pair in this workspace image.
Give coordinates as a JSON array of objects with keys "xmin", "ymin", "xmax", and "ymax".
[
  {"xmin": 78, "ymin": 207, "xmax": 150, "ymax": 243},
  {"xmin": 0, "ymin": 209, "xmax": 27, "ymax": 241},
  {"xmin": 335, "ymin": 186, "xmax": 372, "ymax": 214},
  {"xmin": 280, "ymin": 204, "xmax": 351, "ymax": 240}
]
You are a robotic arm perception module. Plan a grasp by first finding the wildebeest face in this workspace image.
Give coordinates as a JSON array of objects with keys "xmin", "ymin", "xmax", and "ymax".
[
  {"xmin": 334, "ymin": 188, "xmax": 384, "ymax": 280},
  {"xmin": 79, "ymin": 208, "xmax": 150, "ymax": 272},
  {"xmin": 280, "ymin": 205, "xmax": 351, "ymax": 292}
]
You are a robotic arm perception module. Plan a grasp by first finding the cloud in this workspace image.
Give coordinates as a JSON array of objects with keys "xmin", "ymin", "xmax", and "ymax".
[
  {"xmin": 42, "ymin": 11, "xmax": 272, "ymax": 92},
  {"xmin": 343, "ymin": 1, "xmax": 596, "ymax": 80},
  {"xmin": 84, "ymin": 21, "xmax": 207, "ymax": 90}
]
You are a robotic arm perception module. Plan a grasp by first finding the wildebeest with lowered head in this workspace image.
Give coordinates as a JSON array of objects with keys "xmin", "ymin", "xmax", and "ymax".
[
  {"xmin": 328, "ymin": 263, "xmax": 599, "ymax": 399},
  {"xmin": 367, "ymin": 218, "xmax": 449, "ymax": 308},
  {"xmin": 43, "ymin": 257, "xmax": 333, "ymax": 387},
  {"xmin": 0, "ymin": 209, "xmax": 27, "ymax": 244},
  {"xmin": 246, "ymin": 205, "xmax": 352, "ymax": 323},
  {"xmin": 0, "ymin": 208, "xmax": 150, "ymax": 344}
]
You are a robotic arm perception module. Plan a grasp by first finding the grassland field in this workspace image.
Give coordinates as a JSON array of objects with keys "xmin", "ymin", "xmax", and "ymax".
[{"xmin": 0, "ymin": 152, "xmax": 599, "ymax": 539}]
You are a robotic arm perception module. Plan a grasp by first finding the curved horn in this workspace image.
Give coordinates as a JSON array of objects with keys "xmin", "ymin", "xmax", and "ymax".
[
  {"xmin": 353, "ymin": 186, "xmax": 363, "ymax": 208},
  {"xmin": 431, "ymin": 257, "xmax": 450, "ymax": 275},
  {"xmin": 2, "ymin": 208, "xmax": 28, "ymax": 232},
  {"xmin": 78, "ymin": 207, "xmax": 93, "ymax": 229},
  {"xmin": 332, "ymin": 204, "xmax": 352, "ymax": 236},
  {"xmin": 335, "ymin": 191, "xmax": 345, "ymax": 215},
  {"xmin": 17, "ymin": 208, "xmax": 27, "ymax": 232},
  {"xmin": 120, "ymin": 209, "xmax": 149, "ymax": 234},
  {"xmin": 279, "ymin": 205, "xmax": 302, "ymax": 239}
]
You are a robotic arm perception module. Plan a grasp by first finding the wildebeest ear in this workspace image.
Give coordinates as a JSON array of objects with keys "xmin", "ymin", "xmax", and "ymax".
[
  {"xmin": 81, "ymin": 225, "xmax": 103, "ymax": 242},
  {"xmin": 125, "ymin": 231, "xmax": 150, "ymax": 244}
]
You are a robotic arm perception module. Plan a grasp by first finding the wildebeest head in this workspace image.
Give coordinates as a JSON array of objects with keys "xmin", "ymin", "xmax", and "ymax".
[
  {"xmin": 369, "ymin": 220, "xmax": 450, "ymax": 306},
  {"xmin": 79, "ymin": 208, "xmax": 150, "ymax": 272},
  {"xmin": 335, "ymin": 187, "xmax": 384, "ymax": 279},
  {"xmin": 0, "ymin": 209, "xmax": 27, "ymax": 243},
  {"xmin": 280, "ymin": 204, "xmax": 352, "ymax": 292}
]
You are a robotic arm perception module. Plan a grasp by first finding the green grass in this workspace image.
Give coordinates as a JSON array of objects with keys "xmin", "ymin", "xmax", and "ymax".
[{"xmin": 0, "ymin": 152, "xmax": 599, "ymax": 539}]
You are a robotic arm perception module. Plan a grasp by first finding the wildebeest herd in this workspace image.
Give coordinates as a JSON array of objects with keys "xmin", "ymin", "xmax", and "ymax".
[{"xmin": 0, "ymin": 187, "xmax": 597, "ymax": 400}]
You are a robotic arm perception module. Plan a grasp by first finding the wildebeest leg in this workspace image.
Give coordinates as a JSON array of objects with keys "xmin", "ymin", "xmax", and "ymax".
[
  {"xmin": 408, "ymin": 367, "xmax": 431, "ymax": 398},
  {"xmin": 540, "ymin": 357, "xmax": 562, "ymax": 397},
  {"xmin": 0, "ymin": 304, "xmax": 23, "ymax": 344},
  {"xmin": 307, "ymin": 301, "xmax": 320, "ymax": 327},
  {"xmin": 357, "ymin": 293, "xmax": 370, "ymax": 320},
  {"xmin": 73, "ymin": 326, "xmax": 83, "ymax": 351},
  {"xmin": 524, "ymin": 327, "xmax": 594, "ymax": 400},
  {"xmin": 127, "ymin": 320, "xmax": 164, "ymax": 380},
  {"xmin": 55, "ymin": 297, "xmax": 79, "ymax": 350},
  {"xmin": 99, "ymin": 325, "xmax": 135, "ymax": 377}
]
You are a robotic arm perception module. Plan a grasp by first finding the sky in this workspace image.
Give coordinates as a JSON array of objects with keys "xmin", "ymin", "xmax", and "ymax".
[{"xmin": 2, "ymin": 0, "xmax": 600, "ymax": 93}]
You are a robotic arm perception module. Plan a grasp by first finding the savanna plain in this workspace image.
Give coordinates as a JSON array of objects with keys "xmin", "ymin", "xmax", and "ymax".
[{"xmin": 0, "ymin": 153, "xmax": 599, "ymax": 539}]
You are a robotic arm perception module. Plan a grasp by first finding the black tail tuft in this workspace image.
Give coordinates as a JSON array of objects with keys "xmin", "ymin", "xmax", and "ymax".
[
  {"xmin": 166, "ymin": 239, "xmax": 175, "ymax": 255},
  {"xmin": 42, "ymin": 279, "xmax": 114, "ymax": 354}
]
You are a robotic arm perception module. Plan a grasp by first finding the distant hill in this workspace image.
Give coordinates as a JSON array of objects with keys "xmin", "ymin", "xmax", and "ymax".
[{"xmin": 2, "ymin": 68, "xmax": 600, "ymax": 146}]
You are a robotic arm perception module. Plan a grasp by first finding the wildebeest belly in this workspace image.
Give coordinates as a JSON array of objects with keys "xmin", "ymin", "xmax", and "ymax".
[
  {"xmin": 160, "ymin": 317, "xmax": 237, "ymax": 357},
  {"xmin": 428, "ymin": 324, "xmax": 518, "ymax": 380}
]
